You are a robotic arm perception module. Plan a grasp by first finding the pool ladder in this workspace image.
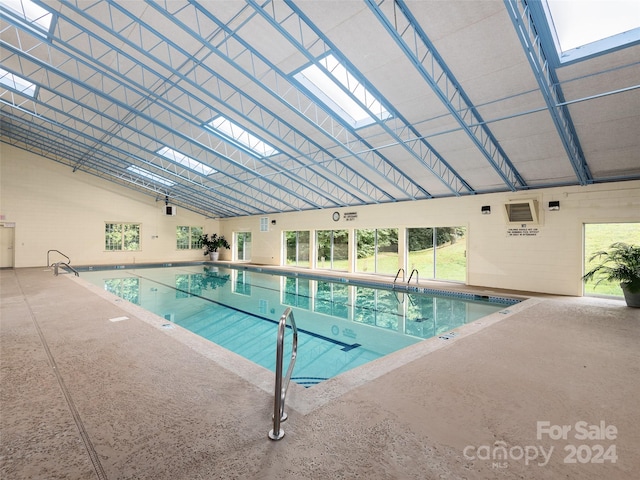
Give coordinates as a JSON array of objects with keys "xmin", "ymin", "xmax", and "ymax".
[
  {"xmin": 47, "ymin": 250, "xmax": 79, "ymax": 277},
  {"xmin": 268, "ymin": 307, "xmax": 298, "ymax": 440},
  {"xmin": 394, "ymin": 268, "xmax": 419, "ymax": 284}
]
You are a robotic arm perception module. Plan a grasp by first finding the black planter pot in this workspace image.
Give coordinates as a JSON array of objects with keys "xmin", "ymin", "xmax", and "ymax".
[{"xmin": 621, "ymin": 283, "xmax": 640, "ymax": 308}]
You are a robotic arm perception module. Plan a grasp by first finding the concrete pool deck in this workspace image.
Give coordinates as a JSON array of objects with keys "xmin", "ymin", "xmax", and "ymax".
[{"xmin": 1, "ymin": 267, "xmax": 639, "ymax": 479}]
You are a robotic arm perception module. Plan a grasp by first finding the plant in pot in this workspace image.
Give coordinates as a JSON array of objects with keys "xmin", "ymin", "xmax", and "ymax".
[
  {"xmin": 200, "ymin": 233, "xmax": 230, "ymax": 261},
  {"xmin": 582, "ymin": 242, "xmax": 640, "ymax": 307}
]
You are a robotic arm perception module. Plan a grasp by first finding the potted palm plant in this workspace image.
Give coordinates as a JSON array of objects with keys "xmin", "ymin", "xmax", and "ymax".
[
  {"xmin": 582, "ymin": 242, "xmax": 640, "ymax": 307},
  {"xmin": 200, "ymin": 233, "xmax": 230, "ymax": 261}
]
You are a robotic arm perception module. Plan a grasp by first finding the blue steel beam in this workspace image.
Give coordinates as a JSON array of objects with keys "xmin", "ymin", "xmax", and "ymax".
[
  {"xmin": 150, "ymin": 0, "xmax": 433, "ymax": 200},
  {"xmin": 503, "ymin": 0, "xmax": 592, "ymax": 185},
  {"xmin": 244, "ymin": 0, "xmax": 474, "ymax": 196},
  {"xmin": 0, "ymin": 112, "xmax": 243, "ymax": 217},
  {"xmin": 4, "ymin": 5, "xmax": 339, "ymax": 214},
  {"xmin": 0, "ymin": 46, "xmax": 291, "ymax": 215},
  {"xmin": 2, "ymin": 16, "xmax": 319, "ymax": 214},
  {"xmin": 0, "ymin": 101, "xmax": 264, "ymax": 219},
  {"xmin": 53, "ymin": 0, "xmax": 394, "ymax": 206},
  {"xmin": 367, "ymin": 0, "xmax": 526, "ymax": 191},
  {"xmin": 246, "ymin": 0, "xmax": 475, "ymax": 195}
]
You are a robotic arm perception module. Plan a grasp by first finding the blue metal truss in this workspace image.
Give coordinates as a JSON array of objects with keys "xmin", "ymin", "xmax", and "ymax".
[
  {"xmin": 3, "ymin": 1, "xmax": 373, "ymax": 215},
  {"xmin": 243, "ymin": 0, "xmax": 474, "ymax": 196},
  {"xmin": 149, "ymin": 0, "xmax": 439, "ymax": 200},
  {"xmin": 0, "ymin": 35, "xmax": 301, "ymax": 214},
  {"xmin": 54, "ymin": 0, "xmax": 399, "ymax": 207},
  {"xmin": 504, "ymin": 0, "xmax": 592, "ymax": 185},
  {"xmin": 0, "ymin": 112, "xmax": 244, "ymax": 217},
  {"xmin": 367, "ymin": 0, "xmax": 526, "ymax": 191}
]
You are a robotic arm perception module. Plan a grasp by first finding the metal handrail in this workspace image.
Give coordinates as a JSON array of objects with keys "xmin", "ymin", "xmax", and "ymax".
[
  {"xmin": 408, "ymin": 269, "xmax": 419, "ymax": 284},
  {"xmin": 268, "ymin": 307, "xmax": 298, "ymax": 441},
  {"xmin": 47, "ymin": 249, "xmax": 70, "ymax": 266},
  {"xmin": 393, "ymin": 268, "xmax": 405, "ymax": 283}
]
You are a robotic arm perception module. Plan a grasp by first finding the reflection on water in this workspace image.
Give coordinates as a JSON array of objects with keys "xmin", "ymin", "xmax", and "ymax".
[{"xmin": 85, "ymin": 265, "xmax": 513, "ymax": 386}]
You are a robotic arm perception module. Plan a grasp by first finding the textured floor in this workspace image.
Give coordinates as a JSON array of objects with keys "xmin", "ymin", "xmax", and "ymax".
[{"xmin": 1, "ymin": 267, "xmax": 639, "ymax": 479}]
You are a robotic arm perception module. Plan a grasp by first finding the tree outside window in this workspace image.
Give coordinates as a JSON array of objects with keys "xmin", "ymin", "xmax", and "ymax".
[
  {"xmin": 105, "ymin": 223, "xmax": 140, "ymax": 251},
  {"xmin": 176, "ymin": 226, "xmax": 203, "ymax": 250}
]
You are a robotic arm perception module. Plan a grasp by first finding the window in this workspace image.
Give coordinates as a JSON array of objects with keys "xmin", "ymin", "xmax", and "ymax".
[
  {"xmin": 176, "ymin": 226, "xmax": 203, "ymax": 250},
  {"xmin": 235, "ymin": 232, "xmax": 252, "ymax": 261},
  {"xmin": 535, "ymin": 0, "xmax": 640, "ymax": 64},
  {"xmin": 0, "ymin": 68, "xmax": 36, "ymax": 97},
  {"xmin": 584, "ymin": 222, "xmax": 640, "ymax": 297},
  {"xmin": 105, "ymin": 223, "xmax": 140, "ymax": 251},
  {"xmin": 260, "ymin": 217, "xmax": 269, "ymax": 232},
  {"xmin": 294, "ymin": 54, "xmax": 391, "ymax": 129},
  {"xmin": 156, "ymin": 146, "xmax": 216, "ymax": 176},
  {"xmin": 408, "ymin": 227, "xmax": 466, "ymax": 282},
  {"xmin": 2, "ymin": 0, "xmax": 53, "ymax": 36},
  {"xmin": 316, "ymin": 229, "xmax": 349, "ymax": 271},
  {"xmin": 207, "ymin": 116, "xmax": 278, "ymax": 157},
  {"xmin": 285, "ymin": 230, "xmax": 310, "ymax": 268},
  {"xmin": 355, "ymin": 228, "xmax": 398, "ymax": 275}
]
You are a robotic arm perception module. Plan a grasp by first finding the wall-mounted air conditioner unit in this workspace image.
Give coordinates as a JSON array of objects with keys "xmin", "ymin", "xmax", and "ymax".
[
  {"xmin": 504, "ymin": 199, "xmax": 539, "ymax": 225},
  {"xmin": 164, "ymin": 205, "xmax": 177, "ymax": 216}
]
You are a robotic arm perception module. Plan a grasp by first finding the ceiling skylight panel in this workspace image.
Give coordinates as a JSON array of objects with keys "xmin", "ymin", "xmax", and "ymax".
[
  {"xmin": 126, "ymin": 165, "xmax": 175, "ymax": 186},
  {"xmin": 1, "ymin": 0, "xmax": 53, "ymax": 34},
  {"xmin": 542, "ymin": 0, "xmax": 640, "ymax": 62},
  {"xmin": 294, "ymin": 54, "xmax": 391, "ymax": 129},
  {"xmin": 0, "ymin": 67, "xmax": 36, "ymax": 97},
  {"xmin": 207, "ymin": 116, "xmax": 278, "ymax": 158},
  {"xmin": 157, "ymin": 146, "xmax": 216, "ymax": 176}
]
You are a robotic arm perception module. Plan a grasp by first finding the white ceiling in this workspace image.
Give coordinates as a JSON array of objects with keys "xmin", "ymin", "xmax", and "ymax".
[{"xmin": 1, "ymin": 0, "xmax": 639, "ymax": 218}]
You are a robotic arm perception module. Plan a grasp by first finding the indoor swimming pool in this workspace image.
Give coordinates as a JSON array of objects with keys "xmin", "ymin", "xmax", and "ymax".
[{"xmin": 80, "ymin": 264, "xmax": 518, "ymax": 387}]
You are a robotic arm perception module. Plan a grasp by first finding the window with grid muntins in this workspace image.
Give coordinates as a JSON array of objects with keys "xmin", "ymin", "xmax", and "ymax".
[
  {"xmin": 176, "ymin": 226, "xmax": 204, "ymax": 250},
  {"xmin": 105, "ymin": 223, "xmax": 140, "ymax": 251}
]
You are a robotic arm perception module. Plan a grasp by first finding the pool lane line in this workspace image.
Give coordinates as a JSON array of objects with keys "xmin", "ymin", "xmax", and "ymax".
[{"xmin": 125, "ymin": 271, "xmax": 360, "ymax": 351}]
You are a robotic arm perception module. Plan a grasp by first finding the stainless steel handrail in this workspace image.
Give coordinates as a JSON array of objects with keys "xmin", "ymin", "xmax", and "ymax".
[
  {"xmin": 408, "ymin": 268, "xmax": 419, "ymax": 284},
  {"xmin": 268, "ymin": 307, "xmax": 298, "ymax": 441},
  {"xmin": 393, "ymin": 268, "xmax": 405, "ymax": 283},
  {"xmin": 47, "ymin": 249, "xmax": 70, "ymax": 266}
]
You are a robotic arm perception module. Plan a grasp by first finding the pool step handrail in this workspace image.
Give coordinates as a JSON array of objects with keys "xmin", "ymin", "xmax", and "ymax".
[
  {"xmin": 408, "ymin": 269, "xmax": 419, "ymax": 284},
  {"xmin": 53, "ymin": 261, "xmax": 79, "ymax": 277},
  {"xmin": 393, "ymin": 268, "xmax": 405, "ymax": 283},
  {"xmin": 48, "ymin": 250, "xmax": 79, "ymax": 277},
  {"xmin": 47, "ymin": 249, "xmax": 71, "ymax": 267},
  {"xmin": 268, "ymin": 307, "xmax": 298, "ymax": 441}
]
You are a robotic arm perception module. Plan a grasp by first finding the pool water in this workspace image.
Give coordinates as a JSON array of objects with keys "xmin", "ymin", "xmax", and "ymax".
[{"xmin": 80, "ymin": 265, "xmax": 515, "ymax": 386}]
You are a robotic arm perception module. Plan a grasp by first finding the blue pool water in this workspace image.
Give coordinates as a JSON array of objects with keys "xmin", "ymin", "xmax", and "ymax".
[{"xmin": 80, "ymin": 264, "xmax": 517, "ymax": 386}]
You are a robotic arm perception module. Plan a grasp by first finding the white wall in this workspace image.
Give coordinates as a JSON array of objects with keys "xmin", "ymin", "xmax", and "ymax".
[
  {"xmin": 219, "ymin": 183, "xmax": 640, "ymax": 296},
  {"xmin": 2, "ymin": 144, "xmax": 639, "ymax": 295},
  {"xmin": 0, "ymin": 144, "xmax": 219, "ymax": 268}
]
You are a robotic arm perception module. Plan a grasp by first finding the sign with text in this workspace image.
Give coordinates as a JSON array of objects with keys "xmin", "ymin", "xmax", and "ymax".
[{"xmin": 507, "ymin": 226, "xmax": 540, "ymax": 237}]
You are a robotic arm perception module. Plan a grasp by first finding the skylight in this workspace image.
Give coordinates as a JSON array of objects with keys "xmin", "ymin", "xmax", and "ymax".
[
  {"xmin": 207, "ymin": 116, "xmax": 278, "ymax": 157},
  {"xmin": 542, "ymin": 0, "xmax": 640, "ymax": 62},
  {"xmin": 157, "ymin": 146, "xmax": 216, "ymax": 176},
  {"xmin": 294, "ymin": 54, "xmax": 391, "ymax": 129},
  {"xmin": 2, "ymin": 0, "xmax": 53, "ymax": 34},
  {"xmin": 126, "ymin": 165, "xmax": 175, "ymax": 186},
  {"xmin": 0, "ymin": 67, "xmax": 36, "ymax": 97}
]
